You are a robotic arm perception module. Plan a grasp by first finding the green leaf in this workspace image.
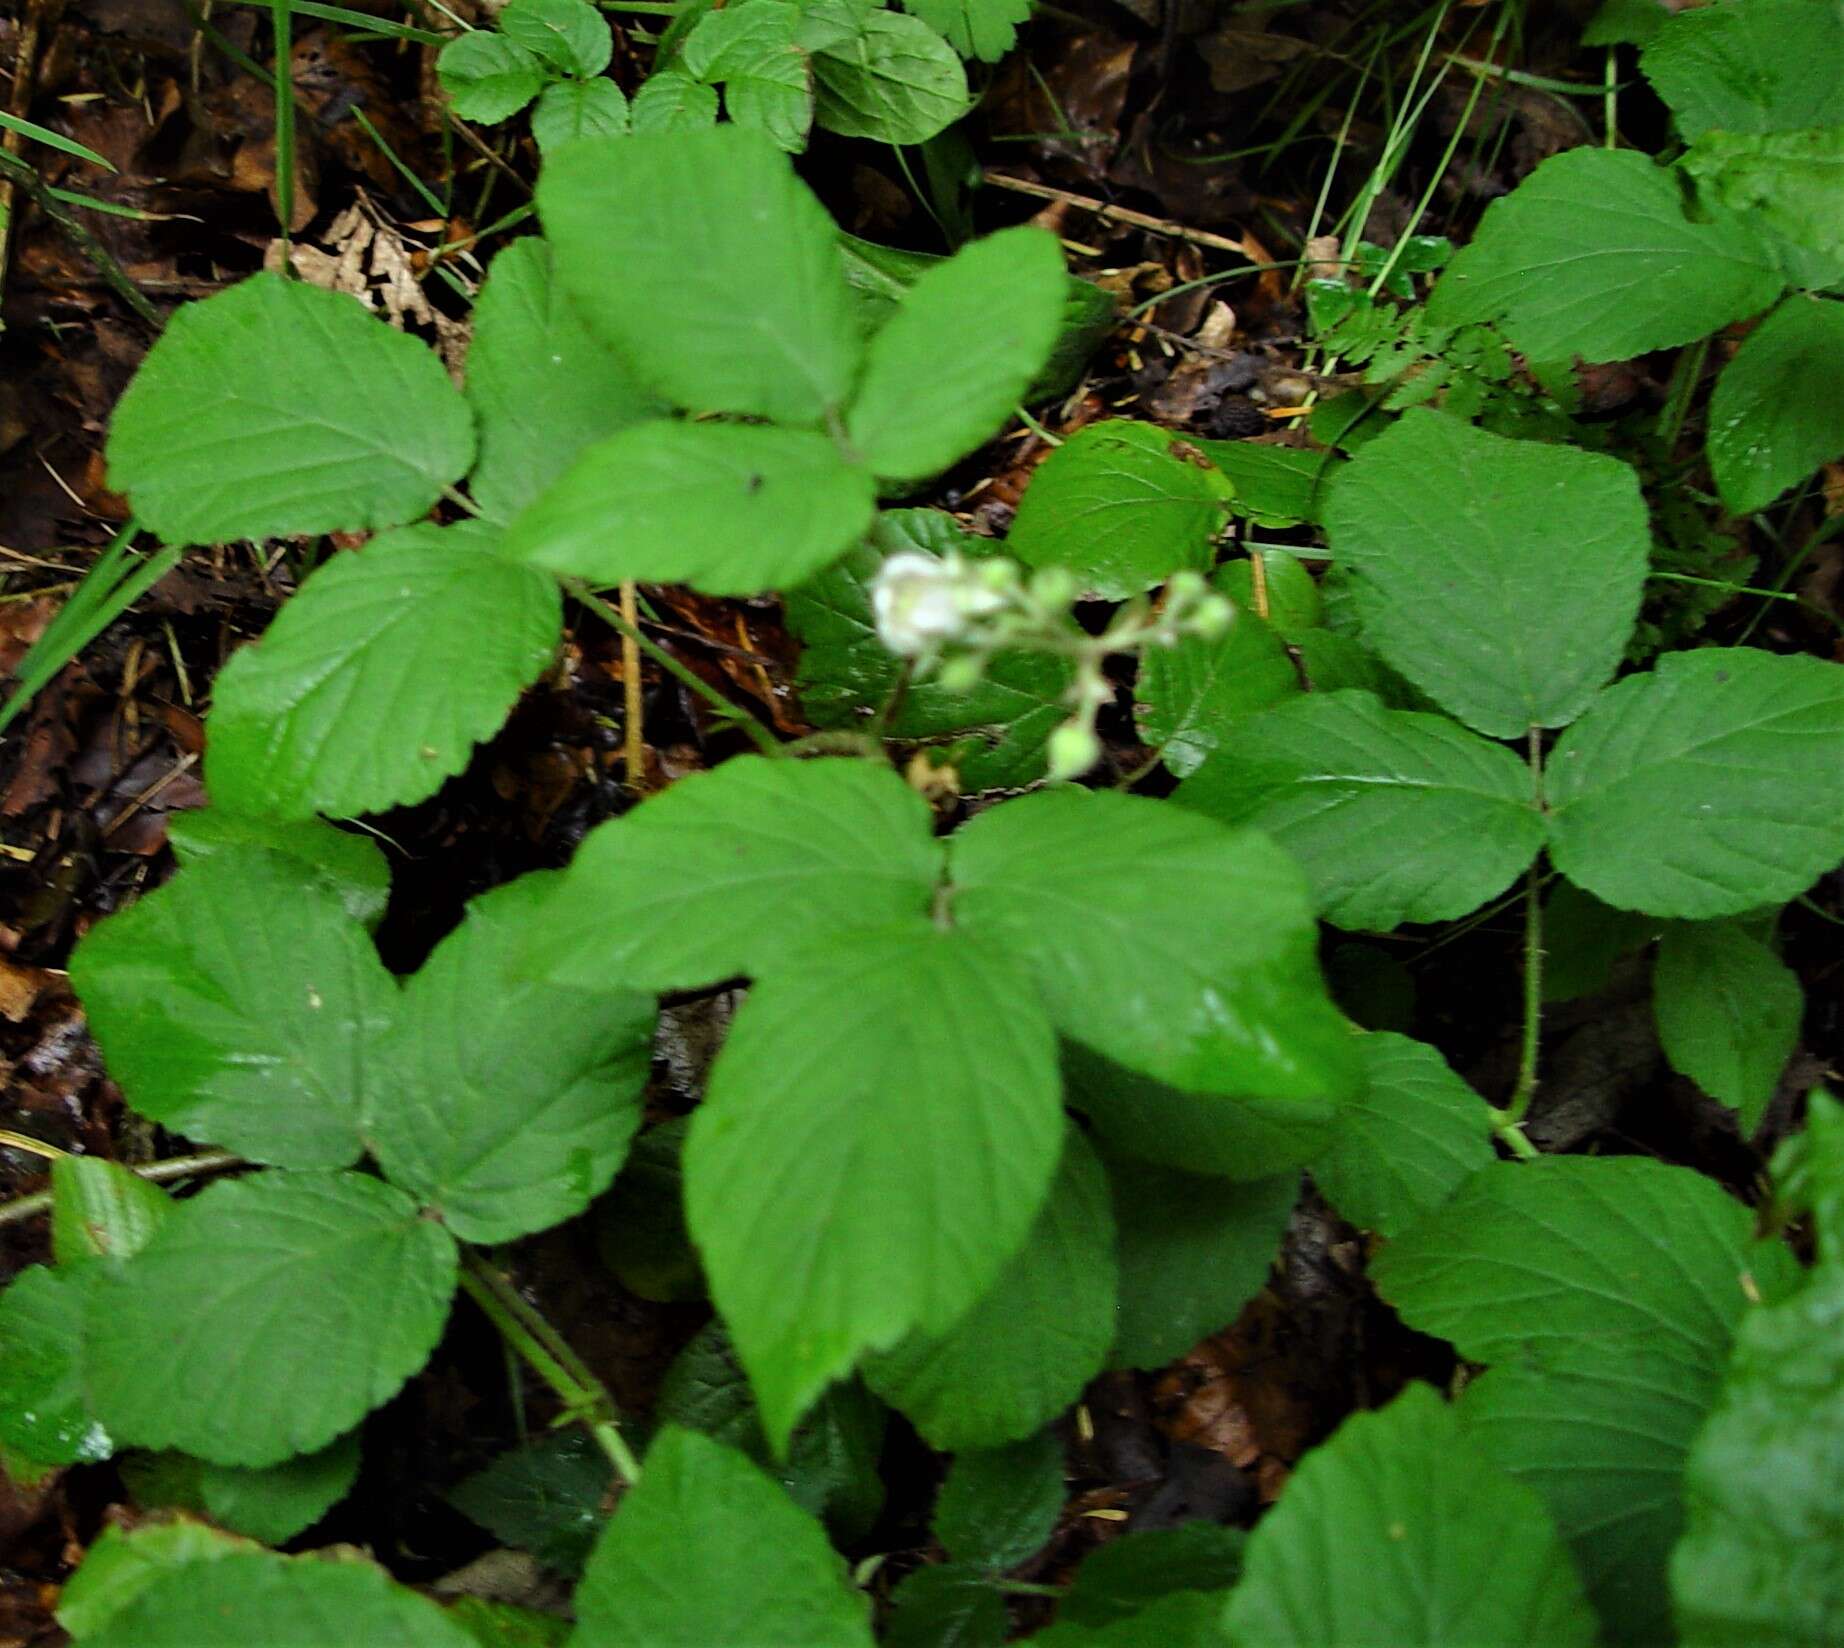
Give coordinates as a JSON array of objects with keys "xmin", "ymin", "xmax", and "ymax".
[
  {"xmin": 0, "ymin": 1266, "xmax": 109, "ymax": 1465},
  {"xmin": 884, "ymin": 1566, "xmax": 1008, "ymax": 1648},
  {"xmin": 1682, "ymin": 128, "xmax": 1844, "ymax": 289},
  {"xmin": 449, "ymin": 1431, "xmax": 612, "ymax": 1576},
  {"xmin": 70, "ymin": 847, "xmax": 397, "ymax": 1169},
  {"xmin": 1176, "ymin": 692, "xmax": 1543, "ymax": 929},
  {"xmin": 77, "ymin": 1550, "xmax": 476, "ymax": 1648},
  {"xmin": 166, "ymin": 809, "xmax": 390, "ymax": 928},
  {"xmin": 465, "ymin": 238, "xmax": 658, "ymax": 525},
  {"xmin": 1654, "ymin": 918, "xmax": 1801, "ymax": 1133},
  {"xmin": 948, "ymin": 787, "xmax": 1358, "ymax": 1104},
  {"xmin": 56, "ymin": 1523, "xmax": 257, "ymax": 1640},
  {"xmin": 1004, "ymin": 421, "xmax": 1230, "ymax": 600},
  {"xmin": 1103, "ymin": 1148, "xmax": 1295, "ymax": 1370},
  {"xmin": 1583, "ymin": 0, "xmax": 1668, "ymax": 48},
  {"xmin": 1542, "ymin": 880, "xmax": 1661, "ymax": 1002},
  {"xmin": 1036, "ymin": 1591, "xmax": 1231, "ymax": 1647},
  {"xmin": 898, "ymin": 0, "xmax": 1032, "ymax": 61},
  {"xmin": 1066, "ymin": 1043, "xmax": 1339, "ymax": 1181},
  {"xmin": 1707, "ymin": 299, "xmax": 1844, "ymax": 516},
  {"xmin": 531, "ymin": 755, "xmax": 940, "ymax": 994},
  {"xmin": 499, "ymin": 0, "xmax": 611, "ymax": 77},
  {"xmin": 1672, "ymin": 1264, "xmax": 1844, "ymax": 1648},
  {"xmin": 106, "ymin": 273, "xmax": 474, "ymax": 545},
  {"xmin": 688, "ymin": 921, "xmax": 1064, "ymax": 1452},
  {"xmin": 934, "ymin": 1429, "xmax": 1065, "ymax": 1570},
  {"xmin": 1308, "ymin": 1032, "xmax": 1492, "ymax": 1238},
  {"xmin": 1640, "ymin": 0, "xmax": 1844, "ymax": 138},
  {"xmin": 785, "ymin": 518, "xmax": 1075, "ymax": 791},
  {"xmin": 573, "ymin": 1427, "xmax": 872, "ymax": 1647},
  {"xmin": 438, "ymin": 31, "xmax": 545, "ymax": 121},
  {"xmin": 1322, "ymin": 410, "xmax": 1650, "ymax": 737},
  {"xmin": 812, "ymin": 10, "xmax": 970, "ymax": 146},
  {"xmin": 197, "ymin": 1431, "xmax": 362, "ymax": 1545},
  {"xmin": 1427, "ymin": 148, "xmax": 1784, "ymax": 363},
  {"xmin": 1190, "ymin": 440, "xmax": 1342, "ymax": 528},
  {"xmin": 531, "ymin": 77, "xmax": 631, "ymax": 152},
  {"xmin": 865, "ymin": 1126, "xmax": 1115, "ymax": 1450},
  {"xmin": 846, "ymin": 227, "xmax": 1066, "ymax": 482},
  {"xmin": 51, "ymin": 1157, "xmax": 171, "ymax": 1267},
  {"xmin": 595, "ymin": 1118, "xmax": 703, "ymax": 1303},
  {"xmin": 205, "ymin": 523, "xmax": 561, "ymax": 820},
  {"xmin": 1545, "ymin": 647, "xmax": 1844, "ymax": 918},
  {"xmin": 1221, "ymin": 1384, "xmax": 1598, "ymax": 1648},
  {"xmin": 1134, "ymin": 609, "xmax": 1301, "ymax": 779},
  {"xmin": 446, "ymin": 1599, "xmax": 572, "ymax": 1648},
  {"xmin": 1059, "ymin": 1523, "xmax": 1244, "ymax": 1627},
  {"xmin": 628, "ymin": 66, "xmax": 719, "ymax": 131},
  {"xmin": 1212, "ymin": 551, "xmax": 1324, "ymax": 639},
  {"xmin": 538, "ymin": 127, "xmax": 861, "ymax": 425},
  {"xmin": 367, "ymin": 874, "xmax": 654, "ymax": 1243},
  {"xmin": 680, "ymin": 2, "xmax": 812, "ymax": 153},
  {"xmin": 505, "ymin": 418, "xmax": 875, "ymax": 595},
  {"xmin": 85, "ymin": 1171, "xmax": 457, "ymax": 1468}
]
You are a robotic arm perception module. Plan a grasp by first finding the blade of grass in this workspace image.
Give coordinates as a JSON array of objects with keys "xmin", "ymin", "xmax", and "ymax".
[
  {"xmin": 271, "ymin": 0, "xmax": 297, "ymax": 255},
  {"xmin": 219, "ymin": 0, "xmax": 446, "ymax": 45},
  {"xmin": 0, "ymin": 109, "xmax": 115, "ymax": 172}
]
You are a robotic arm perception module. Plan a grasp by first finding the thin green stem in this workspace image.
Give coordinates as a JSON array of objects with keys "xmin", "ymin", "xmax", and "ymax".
[
  {"xmin": 1494, "ymin": 727, "xmax": 1546, "ymax": 1151},
  {"xmin": 565, "ymin": 579, "xmax": 780, "ymax": 754},
  {"xmin": 458, "ymin": 1253, "xmax": 642, "ymax": 1486}
]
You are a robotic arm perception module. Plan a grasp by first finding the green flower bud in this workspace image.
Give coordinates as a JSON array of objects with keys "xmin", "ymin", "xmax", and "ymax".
[
  {"xmin": 1046, "ymin": 721, "xmax": 1102, "ymax": 782},
  {"xmin": 936, "ymin": 654, "xmax": 986, "ymax": 693}
]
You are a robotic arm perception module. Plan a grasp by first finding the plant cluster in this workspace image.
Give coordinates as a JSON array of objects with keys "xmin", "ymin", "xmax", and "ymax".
[{"xmin": 4, "ymin": 0, "xmax": 1844, "ymax": 1644}]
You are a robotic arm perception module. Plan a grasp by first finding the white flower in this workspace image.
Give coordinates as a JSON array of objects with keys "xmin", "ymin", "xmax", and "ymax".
[{"xmin": 870, "ymin": 553, "xmax": 1005, "ymax": 658}]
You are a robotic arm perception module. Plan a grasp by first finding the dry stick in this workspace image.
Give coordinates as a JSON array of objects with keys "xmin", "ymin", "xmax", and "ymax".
[
  {"xmin": 980, "ymin": 170, "xmax": 1269, "ymax": 261},
  {"xmin": 619, "ymin": 579, "xmax": 646, "ymax": 792}
]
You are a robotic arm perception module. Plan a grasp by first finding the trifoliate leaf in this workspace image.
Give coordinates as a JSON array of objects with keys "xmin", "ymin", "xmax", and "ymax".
[
  {"xmin": 85, "ymin": 1171, "xmax": 456, "ymax": 1468},
  {"xmin": 106, "ymin": 274, "xmax": 474, "ymax": 545},
  {"xmin": 70, "ymin": 847, "xmax": 397, "ymax": 1169},
  {"xmin": 934, "ymin": 1429, "xmax": 1065, "ymax": 1571},
  {"xmin": 1323, "ymin": 411, "xmax": 1650, "ymax": 737},
  {"xmin": 166, "ymin": 809, "xmax": 390, "ymax": 928},
  {"xmin": 530, "ymin": 77, "xmax": 631, "ymax": 152},
  {"xmin": 530, "ymin": 755, "xmax": 940, "ymax": 993},
  {"xmin": 538, "ymin": 128, "xmax": 861, "ymax": 425},
  {"xmin": 1134, "ymin": 608, "xmax": 1301, "ymax": 779},
  {"xmin": 1309, "ymin": 1032, "xmax": 1492, "ymax": 1237},
  {"xmin": 573, "ymin": 1428, "xmax": 873, "ymax": 1647},
  {"xmin": 948, "ymin": 787, "xmax": 1358, "ymax": 1104},
  {"xmin": 1222, "ymin": 1384, "xmax": 1598, "ymax": 1647},
  {"xmin": 687, "ymin": 922, "xmax": 1064, "ymax": 1451},
  {"xmin": 1176, "ymin": 692, "xmax": 1543, "ymax": 929},
  {"xmin": 812, "ymin": 10, "xmax": 970, "ymax": 146},
  {"xmin": 465, "ymin": 238, "xmax": 659, "ymax": 524},
  {"xmin": 865, "ymin": 1126, "xmax": 1114, "ymax": 1450},
  {"xmin": 506, "ymin": 418, "xmax": 875, "ymax": 595},
  {"xmin": 197, "ymin": 1430, "xmax": 361, "ymax": 1546},
  {"xmin": 1545, "ymin": 647, "xmax": 1844, "ymax": 918},
  {"xmin": 1427, "ymin": 148, "xmax": 1783, "ymax": 363},
  {"xmin": 1640, "ymin": 0, "xmax": 1844, "ymax": 138},
  {"xmin": 205, "ymin": 523, "xmax": 560, "ymax": 821},
  {"xmin": 367, "ymin": 874, "xmax": 655, "ymax": 1243},
  {"xmin": 1707, "ymin": 298, "xmax": 1844, "ymax": 516},
  {"xmin": 499, "ymin": 0, "xmax": 612, "ymax": 77}
]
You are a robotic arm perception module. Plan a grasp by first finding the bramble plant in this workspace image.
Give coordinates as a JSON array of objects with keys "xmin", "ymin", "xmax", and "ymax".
[{"xmin": 6, "ymin": 0, "xmax": 1844, "ymax": 1642}]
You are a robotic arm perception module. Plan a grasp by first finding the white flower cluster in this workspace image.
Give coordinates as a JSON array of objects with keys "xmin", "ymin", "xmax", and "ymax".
[{"xmin": 870, "ymin": 552, "xmax": 1007, "ymax": 659}]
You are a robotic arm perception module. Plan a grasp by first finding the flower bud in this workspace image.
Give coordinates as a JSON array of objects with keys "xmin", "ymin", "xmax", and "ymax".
[
  {"xmin": 1166, "ymin": 569, "xmax": 1207, "ymax": 602},
  {"xmin": 1046, "ymin": 721, "xmax": 1102, "ymax": 782},
  {"xmin": 1028, "ymin": 567, "xmax": 1079, "ymax": 610},
  {"xmin": 936, "ymin": 654, "xmax": 986, "ymax": 693},
  {"xmin": 871, "ymin": 553, "xmax": 966, "ymax": 658},
  {"xmin": 1188, "ymin": 593, "xmax": 1236, "ymax": 640}
]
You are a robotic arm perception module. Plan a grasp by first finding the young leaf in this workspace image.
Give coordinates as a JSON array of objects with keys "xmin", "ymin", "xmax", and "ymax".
[
  {"xmin": 499, "ymin": 0, "xmax": 612, "ymax": 78},
  {"xmin": 366, "ymin": 874, "xmax": 655, "ymax": 1244},
  {"xmin": 1427, "ymin": 148, "xmax": 1784, "ymax": 363},
  {"xmin": 70, "ymin": 847, "xmax": 397, "ymax": 1169},
  {"xmin": 1103, "ymin": 1149, "xmax": 1296, "ymax": 1370},
  {"xmin": 531, "ymin": 77, "xmax": 631, "ymax": 152},
  {"xmin": 680, "ymin": 2, "xmax": 812, "ymax": 153},
  {"xmin": 846, "ymin": 226, "xmax": 1066, "ymax": 482},
  {"xmin": 506, "ymin": 419, "xmax": 875, "ymax": 595},
  {"xmin": 538, "ymin": 127, "xmax": 862, "ymax": 425},
  {"xmin": 1322, "ymin": 411, "xmax": 1650, "ymax": 738},
  {"xmin": 197, "ymin": 1430, "xmax": 362, "ymax": 1546},
  {"xmin": 687, "ymin": 921, "xmax": 1064, "ymax": 1451},
  {"xmin": 529, "ymin": 755, "xmax": 940, "ymax": 994},
  {"xmin": 205, "ymin": 523, "xmax": 561, "ymax": 821},
  {"xmin": 1640, "ymin": 0, "xmax": 1844, "ymax": 138},
  {"xmin": 948, "ymin": 787, "xmax": 1359, "ymax": 1104},
  {"xmin": 51, "ymin": 1157, "xmax": 171, "ymax": 1267},
  {"xmin": 628, "ymin": 66, "xmax": 720, "ymax": 132},
  {"xmin": 1221, "ymin": 1385, "xmax": 1598, "ymax": 1647},
  {"xmin": 898, "ymin": 0, "xmax": 1031, "ymax": 61},
  {"xmin": 1545, "ymin": 647, "xmax": 1844, "ymax": 918},
  {"xmin": 1654, "ymin": 918, "xmax": 1801, "ymax": 1134},
  {"xmin": 1176, "ymin": 692, "xmax": 1544, "ymax": 929},
  {"xmin": 1134, "ymin": 608, "xmax": 1301, "ymax": 779},
  {"xmin": 85, "ymin": 1171, "xmax": 457, "ymax": 1468},
  {"xmin": 1058, "ymin": 1523, "xmax": 1245, "ymax": 1627},
  {"xmin": 77, "ymin": 1550, "xmax": 476, "ymax": 1648},
  {"xmin": 573, "ymin": 1427, "xmax": 873, "ymax": 1647},
  {"xmin": 438, "ymin": 31, "xmax": 546, "ymax": 121},
  {"xmin": 1005, "ymin": 421, "xmax": 1230, "ymax": 600},
  {"xmin": 449, "ymin": 1431, "xmax": 613, "ymax": 1576},
  {"xmin": 0, "ymin": 1267, "xmax": 110, "ymax": 1465},
  {"xmin": 106, "ymin": 274, "xmax": 475, "ymax": 545},
  {"xmin": 1707, "ymin": 298, "xmax": 1844, "ymax": 516},
  {"xmin": 166, "ymin": 809, "xmax": 390, "ymax": 928},
  {"xmin": 465, "ymin": 238, "xmax": 659, "ymax": 524},
  {"xmin": 1308, "ymin": 1032, "xmax": 1492, "ymax": 1238},
  {"xmin": 934, "ymin": 1429, "xmax": 1065, "ymax": 1571},
  {"xmin": 865, "ymin": 1126, "xmax": 1115, "ymax": 1450},
  {"xmin": 1671, "ymin": 1265, "xmax": 1844, "ymax": 1648},
  {"xmin": 812, "ymin": 10, "xmax": 970, "ymax": 146}
]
